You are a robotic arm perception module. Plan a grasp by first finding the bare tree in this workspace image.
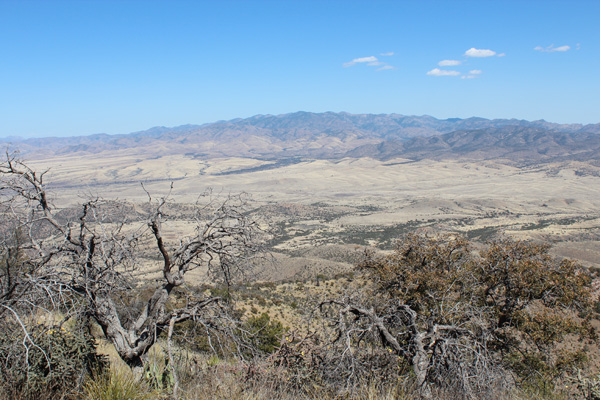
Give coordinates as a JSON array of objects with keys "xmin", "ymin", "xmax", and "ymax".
[
  {"xmin": 319, "ymin": 298, "xmax": 502, "ymax": 399},
  {"xmin": 0, "ymin": 153, "xmax": 265, "ymax": 374}
]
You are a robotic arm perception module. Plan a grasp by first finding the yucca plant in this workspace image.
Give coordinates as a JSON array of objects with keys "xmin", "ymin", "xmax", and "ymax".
[{"xmin": 83, "ymin": 365, "xmax": 158, "ymax": 400}]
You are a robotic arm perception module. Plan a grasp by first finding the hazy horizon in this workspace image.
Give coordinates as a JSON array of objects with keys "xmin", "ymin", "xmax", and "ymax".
[{"xmin": 2, "ymin": 110, "xmax": 599, "ymax": 141}]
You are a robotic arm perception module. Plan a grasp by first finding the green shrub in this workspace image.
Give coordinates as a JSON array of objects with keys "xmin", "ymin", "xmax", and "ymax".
[
  {"xmin": 244, "ymin": 312, "xmax": 285, "ymax": 354},
  {"xmin": 0, "ymin": 322, "xmax": 107, "ymax": 398}
]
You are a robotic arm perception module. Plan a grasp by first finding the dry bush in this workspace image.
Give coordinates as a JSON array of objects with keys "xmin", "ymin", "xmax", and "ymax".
[{"xmin": 314, "ymin": 234, "xmax": 596, "ymax": 399}]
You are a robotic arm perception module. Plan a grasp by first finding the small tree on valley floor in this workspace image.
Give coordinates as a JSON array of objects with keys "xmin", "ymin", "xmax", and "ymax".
[{"xmin": 0, "ymin": 153, "xmax": 265, "ymax": 376}]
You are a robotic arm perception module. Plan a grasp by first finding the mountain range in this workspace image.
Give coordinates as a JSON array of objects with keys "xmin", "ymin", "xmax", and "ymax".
[{"xmin": 4, "ymin": 112, "xmax": 600, "ymax": 163}]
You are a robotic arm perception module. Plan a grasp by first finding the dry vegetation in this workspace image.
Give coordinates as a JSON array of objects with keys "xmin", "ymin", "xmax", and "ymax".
[{"xmin": 3, "ymin": 152, "xmax": 600, "ymax": 399}]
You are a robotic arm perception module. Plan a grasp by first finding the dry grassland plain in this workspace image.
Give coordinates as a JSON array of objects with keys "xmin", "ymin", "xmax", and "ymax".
[{"xmin": 28, "ymin": 153, "xmax": 600, "ymax": 280}]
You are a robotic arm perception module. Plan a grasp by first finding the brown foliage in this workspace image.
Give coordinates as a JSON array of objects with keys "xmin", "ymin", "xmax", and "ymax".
[{"xmin": 322, "ymin": 233, "xmax": 595, "ymax": 398}]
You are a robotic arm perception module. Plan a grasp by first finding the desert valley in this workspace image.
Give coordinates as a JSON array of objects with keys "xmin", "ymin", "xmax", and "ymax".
[
  {"xmin": 9, "ymin": 111, "xmax": 600, "ymax": 279},
  {"xmin": 4, "ymin": 1, "xmax": 600, "ymax": 398},
  {"xmin": 3, "ymin": 111, "xmax": 600, "ymax": 399}
]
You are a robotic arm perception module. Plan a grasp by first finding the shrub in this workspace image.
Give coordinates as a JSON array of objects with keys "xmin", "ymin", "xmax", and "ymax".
[
  {"xmin": 320, "ymin": 234, "xmax": 596, "ymax": 398},
  {"xmin": 0, "ymin": 322, "xmax": 107, "ymax": 398},
  {"xmin": 244, "ymin": 312, "xmax": 285, "ymax": 354}
]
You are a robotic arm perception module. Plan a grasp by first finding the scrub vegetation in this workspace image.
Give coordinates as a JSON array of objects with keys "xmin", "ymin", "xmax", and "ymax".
[{"xmin": 1, "ymin": 155, "xmax": 599, "ymax": 399}]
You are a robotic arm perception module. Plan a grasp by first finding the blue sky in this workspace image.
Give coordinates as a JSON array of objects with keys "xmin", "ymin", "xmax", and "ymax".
[{"xmin": 1, "ymin": 0, "xmax": 598, "ymax": 138}]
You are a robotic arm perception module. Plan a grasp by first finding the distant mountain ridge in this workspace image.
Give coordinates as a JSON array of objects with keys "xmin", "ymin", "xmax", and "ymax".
[
  {"xmin": 346, "ymin": 126, "xmax": 600, "ymax": 163},
  {"xmin": 3, "ymin": 112, "xmax": 600, "ymax": 162}
]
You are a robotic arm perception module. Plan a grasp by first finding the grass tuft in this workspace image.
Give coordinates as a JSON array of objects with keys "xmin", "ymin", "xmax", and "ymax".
[{"xmin": 83, "ymin": 365, "xmax": 159, "ymax": 400}]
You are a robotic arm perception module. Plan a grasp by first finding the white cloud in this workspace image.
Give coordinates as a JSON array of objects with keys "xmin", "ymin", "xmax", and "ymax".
[
  {"xmin": 343, "ymin": 56, "xmax": 379, "ymax": 67},
  {"xmin": 497, "ymin": 53, "xmax": 506, "ymax": 57},
  {"xmin": 354, "ymin": 56, "xmax": 378, "ymax": 63},
  {"xmin": 534, "ymin": 44, "xmax": 571, "ymax": 52},
  {"xmin": 344, "ymin": 55, "xmax": 395, "ymax": 71},
  {"xmin": 380, "ymin": 52, "xmax": 394, "ymax": 56},
  {"xmin": 438, "ymin": 59, "xmax": 461, "ymax": 66},
  {"xmin": 462, "ymin": 70, "xmax": 482, "ymax": 79},
  {"xmin": 465, "ymin": 48, "xmax": 497, "ymax": 57},
  {"xmin": 427, "ymin": 68, "xmax": 460, "ymax": 76}
]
